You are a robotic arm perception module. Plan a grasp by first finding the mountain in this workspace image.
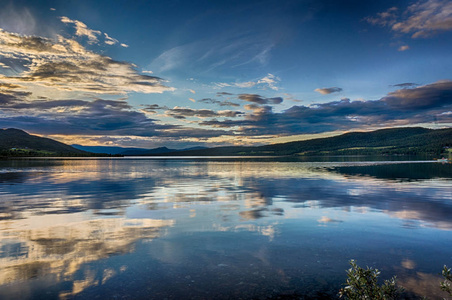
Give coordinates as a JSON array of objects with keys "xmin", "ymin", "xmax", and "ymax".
[
  {"xmin": 0, "ymin": 128, "xmax": 90, "ymax": 157},
  {"xmin": 71, "ymin": 145, "xmax": 207, "ymax": 155},
  {"xmin": 158, "ymin": 127, "xmax": 452, "ymax": 157},
  {"xmin": 120, "ymin": 146, "xmax": 207, "ymax": 156},
  {"xmin": 71, "ymin": 145, "xmax": 148, "ymax": 155}
]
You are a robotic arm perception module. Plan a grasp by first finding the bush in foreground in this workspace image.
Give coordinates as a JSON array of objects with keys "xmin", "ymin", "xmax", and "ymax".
[
  {"xmin": 339, "ymin": 260, "xmax": 452, "ymax": 299},
  {"xmin": 339, "ymin": 260, "xmax": 403, "ymax": 299}
]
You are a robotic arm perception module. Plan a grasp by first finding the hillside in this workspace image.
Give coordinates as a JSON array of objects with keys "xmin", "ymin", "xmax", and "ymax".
[
  {"xmin": 0, "ymin": 128, "xmax": 91, "ymax": 157},
  {"xmin": 71, "ymin": 145, "xmax": 207, "ymax": 155},
  {"xmin": 160, "ymin": 127, "xmax": 452, "ymax": 157}
]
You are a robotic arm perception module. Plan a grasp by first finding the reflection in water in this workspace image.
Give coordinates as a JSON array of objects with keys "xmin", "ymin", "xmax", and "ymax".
[
  {"xmin": 0, "ymin": 159, "xmax": 451, "ymax": 299},
  {"xmin": 0, "ymin": 214, "xmax": 173, "ymax": 297}
]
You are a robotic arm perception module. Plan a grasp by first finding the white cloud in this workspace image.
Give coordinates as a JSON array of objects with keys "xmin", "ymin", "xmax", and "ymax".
[
  {"xmin": 60, "ymin": 16, "xmax": 101, "ymax": 44},
  {"xmin": 398, "ymin": 45, "xmax": 410, "ymax": 51},
  {"xmin": 257, "ymin": 73, "xmax": 280, "ymax": 91},
  {"xmin": 214, "ymin": 73, "xmax": 281, "ymax": 91},
  {"xmin": 104, "ymin": 33, "xmax": 119, "ymax": 45}
]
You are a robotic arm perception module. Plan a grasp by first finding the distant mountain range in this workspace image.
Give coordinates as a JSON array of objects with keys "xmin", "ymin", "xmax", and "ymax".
[
  {"xmin": 71, "ymin": 145, "xmax": 207, "ymax": 155},
  {"xmin": 154, "ymin": 127, "xmax": 452, "ymax": 157},
  {"xmin": 1, "ymin": 127, "xmax": 451, "ymax": 157}
]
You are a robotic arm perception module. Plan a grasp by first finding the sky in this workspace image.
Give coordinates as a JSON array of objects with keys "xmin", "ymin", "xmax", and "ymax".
[{"xmin": 0, "ymin": 0, "xmax": 451, "ymax": 148}]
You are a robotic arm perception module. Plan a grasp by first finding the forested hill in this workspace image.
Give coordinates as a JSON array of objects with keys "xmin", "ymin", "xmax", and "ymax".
[
  {"xmin": 0, "ymin": 128, "xmax": 90, "ymax": 157},
  {"xmin": 161, "ymin": 127, "xmax": 452, "ymax": 157}
]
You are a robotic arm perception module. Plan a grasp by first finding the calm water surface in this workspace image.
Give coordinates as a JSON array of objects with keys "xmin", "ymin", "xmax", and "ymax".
[{"xmin": 0, "ymin": 158, "xmax": 451, "ymax": 299}]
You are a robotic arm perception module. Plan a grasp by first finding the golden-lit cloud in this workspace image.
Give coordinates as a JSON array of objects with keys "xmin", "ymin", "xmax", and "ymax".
[
  {"xmin": 0, "ymin": 28, "xmax": 174, "ymax": 95},
  {"xmin": 60, "ymin": 16, "xmax": 101, "ymax": 44}
]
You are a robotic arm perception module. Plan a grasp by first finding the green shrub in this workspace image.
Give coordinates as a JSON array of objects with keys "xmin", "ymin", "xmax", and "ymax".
[
  {"xmin": 339, "ymin": 260, "xmax": 403, "ymax": 300},
  {"xmin": 440, "ymin": 265, "xmax": 452, "ymax": 297}
]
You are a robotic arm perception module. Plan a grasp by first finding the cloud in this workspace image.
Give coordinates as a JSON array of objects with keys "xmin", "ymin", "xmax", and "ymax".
[
  {"xmin": 364, "ymin": 7, "xmax": 398, "ymax": 27},
  {"xmin": 104, "ymin": 33, "xmax": 119, "ymax": 46},
  {"xmin": 0, "ymin": 92, "xmax": 234, "ymax": 140},
  {"xmin": 257, "ymin": 73, "xmax": 281, "ymax": 91},
  {"xmin": 60, "ymin": 16, "xmax": 101, "ymax": 44},
  {"xmin": 198, "ymin": 80, "xmax": 452, "ymax": 136},
  {"xmin": 0, "ymin": 62, "xmax": 11, "ymax": 69},
  {"xmin": 151, "ymin": 33, "xmax": 274, "ymax": 74},
  {"xmin": 382, "ymin": 80, "xmax": 452, "ymax": 109},
  {"xmin": 367, "ymin": 0, "xmax": 452, "ymax": 38},
  {"xmin": 215, "ymin": 73, "xmax": 281, "ymax": 91},
  {"xmin": 141, "ymin": 104, "xmax": 169, "ymax": 113},
  {"xmin": 314, "ymin": 87, "xmax": 343, "ymax": 95},
  {"xmin": 60, "ymin": 16, "xmax": 128, "ymax": 47},
  {"xmin": 199, "ymin": 98, "xmax": 240, "ymax": 107},
  {"xmin": 398, "ymin": 45, "xmax": 410, "ymax": 51},
  {"xmin": 216, "ymin": 92, "xmax": 233, "ymax": 96},
  {"xmin": 0, "ymin": 29, "xmax": 173, "ymax": 95},
  {"xmin": 238, "ymin": 94, "xmax": 283, "ymax": 105},
  {"xmin": 0, "ymin": 5, "xmax": 37, "ymax": 35},
  {"xmin": 165, "ymin": 106, "xmax": 243, "ymax": 119},
  {"xmin": 391, "ymin": 83, "xmax": 420, "ymax": 88}
]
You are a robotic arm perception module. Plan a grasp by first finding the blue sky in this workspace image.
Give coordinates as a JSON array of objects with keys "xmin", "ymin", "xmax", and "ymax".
[{"xmin": 0, "ymin": 0, "xmax": 451, "ymax": 148}]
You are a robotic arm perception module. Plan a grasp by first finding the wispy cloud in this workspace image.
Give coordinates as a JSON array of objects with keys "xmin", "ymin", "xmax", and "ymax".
[
  {"xmin": 367, "ymin": 0, "xmax": 452, "ymax": 38},
  {"xmin": 60, "ymin": 16, "xmax": 101, "ymax": 44},
  {"xmin": 60, "ymin": 16, "xmax": 128, "ymax": 47},
  {"xmin": 151, "ymin": 33, "xmax": 274, "ymax": 74},
  {"xmin": 215, "ymin": 73, "xmax": 281, "ymax": 91}
]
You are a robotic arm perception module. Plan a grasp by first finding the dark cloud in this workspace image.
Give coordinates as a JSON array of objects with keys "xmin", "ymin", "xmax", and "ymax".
[
  {"xmin": 383, "ymin": 80, "xmax": 452, "ymax": 109},
  {"xmin": 238, "ymin": 94, "xmax": 283, "ymax": 105},
  {"xmin": 141, "ymin": 104, "xmax": 169, "ymax": 113},
  {"xmin": 391, "ymin": 83, "xmax": 420, "ymax": 88},
  {"xmin": 198, "ymin": 80, "xmax": 452, "ymax": 136},
  {"xmin": 199, "ymin": 98, "xmax": 240, "ymax": 107},
  {"xmin": 216, "ymin": 92, "xmax": 234, "ymax": 96},
  {"xmin": 0, "ymin": 92, "xmax": 234, "ymax": 139},
  {"xmin": 314, "ymin": 87, "xmax": 343, "ymax": 95},
  {"xmin": 166, "ymin": 107, "xmax": 243, "ymax": 119}
]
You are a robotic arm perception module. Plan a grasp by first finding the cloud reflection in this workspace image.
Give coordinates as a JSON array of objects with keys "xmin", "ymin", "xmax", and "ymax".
[
  {"xmin": 0, "ymin": 159, "xmax": 451, "ymax": 298},
  {"xmin": 0, "ymin": 215, "xmax": 173, "ymax": 296}
]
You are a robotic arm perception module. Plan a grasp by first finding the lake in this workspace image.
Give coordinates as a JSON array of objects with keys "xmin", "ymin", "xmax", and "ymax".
[{"xmin": 0, "ymin": 157, "xmax": 451, "ymax": 299}]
